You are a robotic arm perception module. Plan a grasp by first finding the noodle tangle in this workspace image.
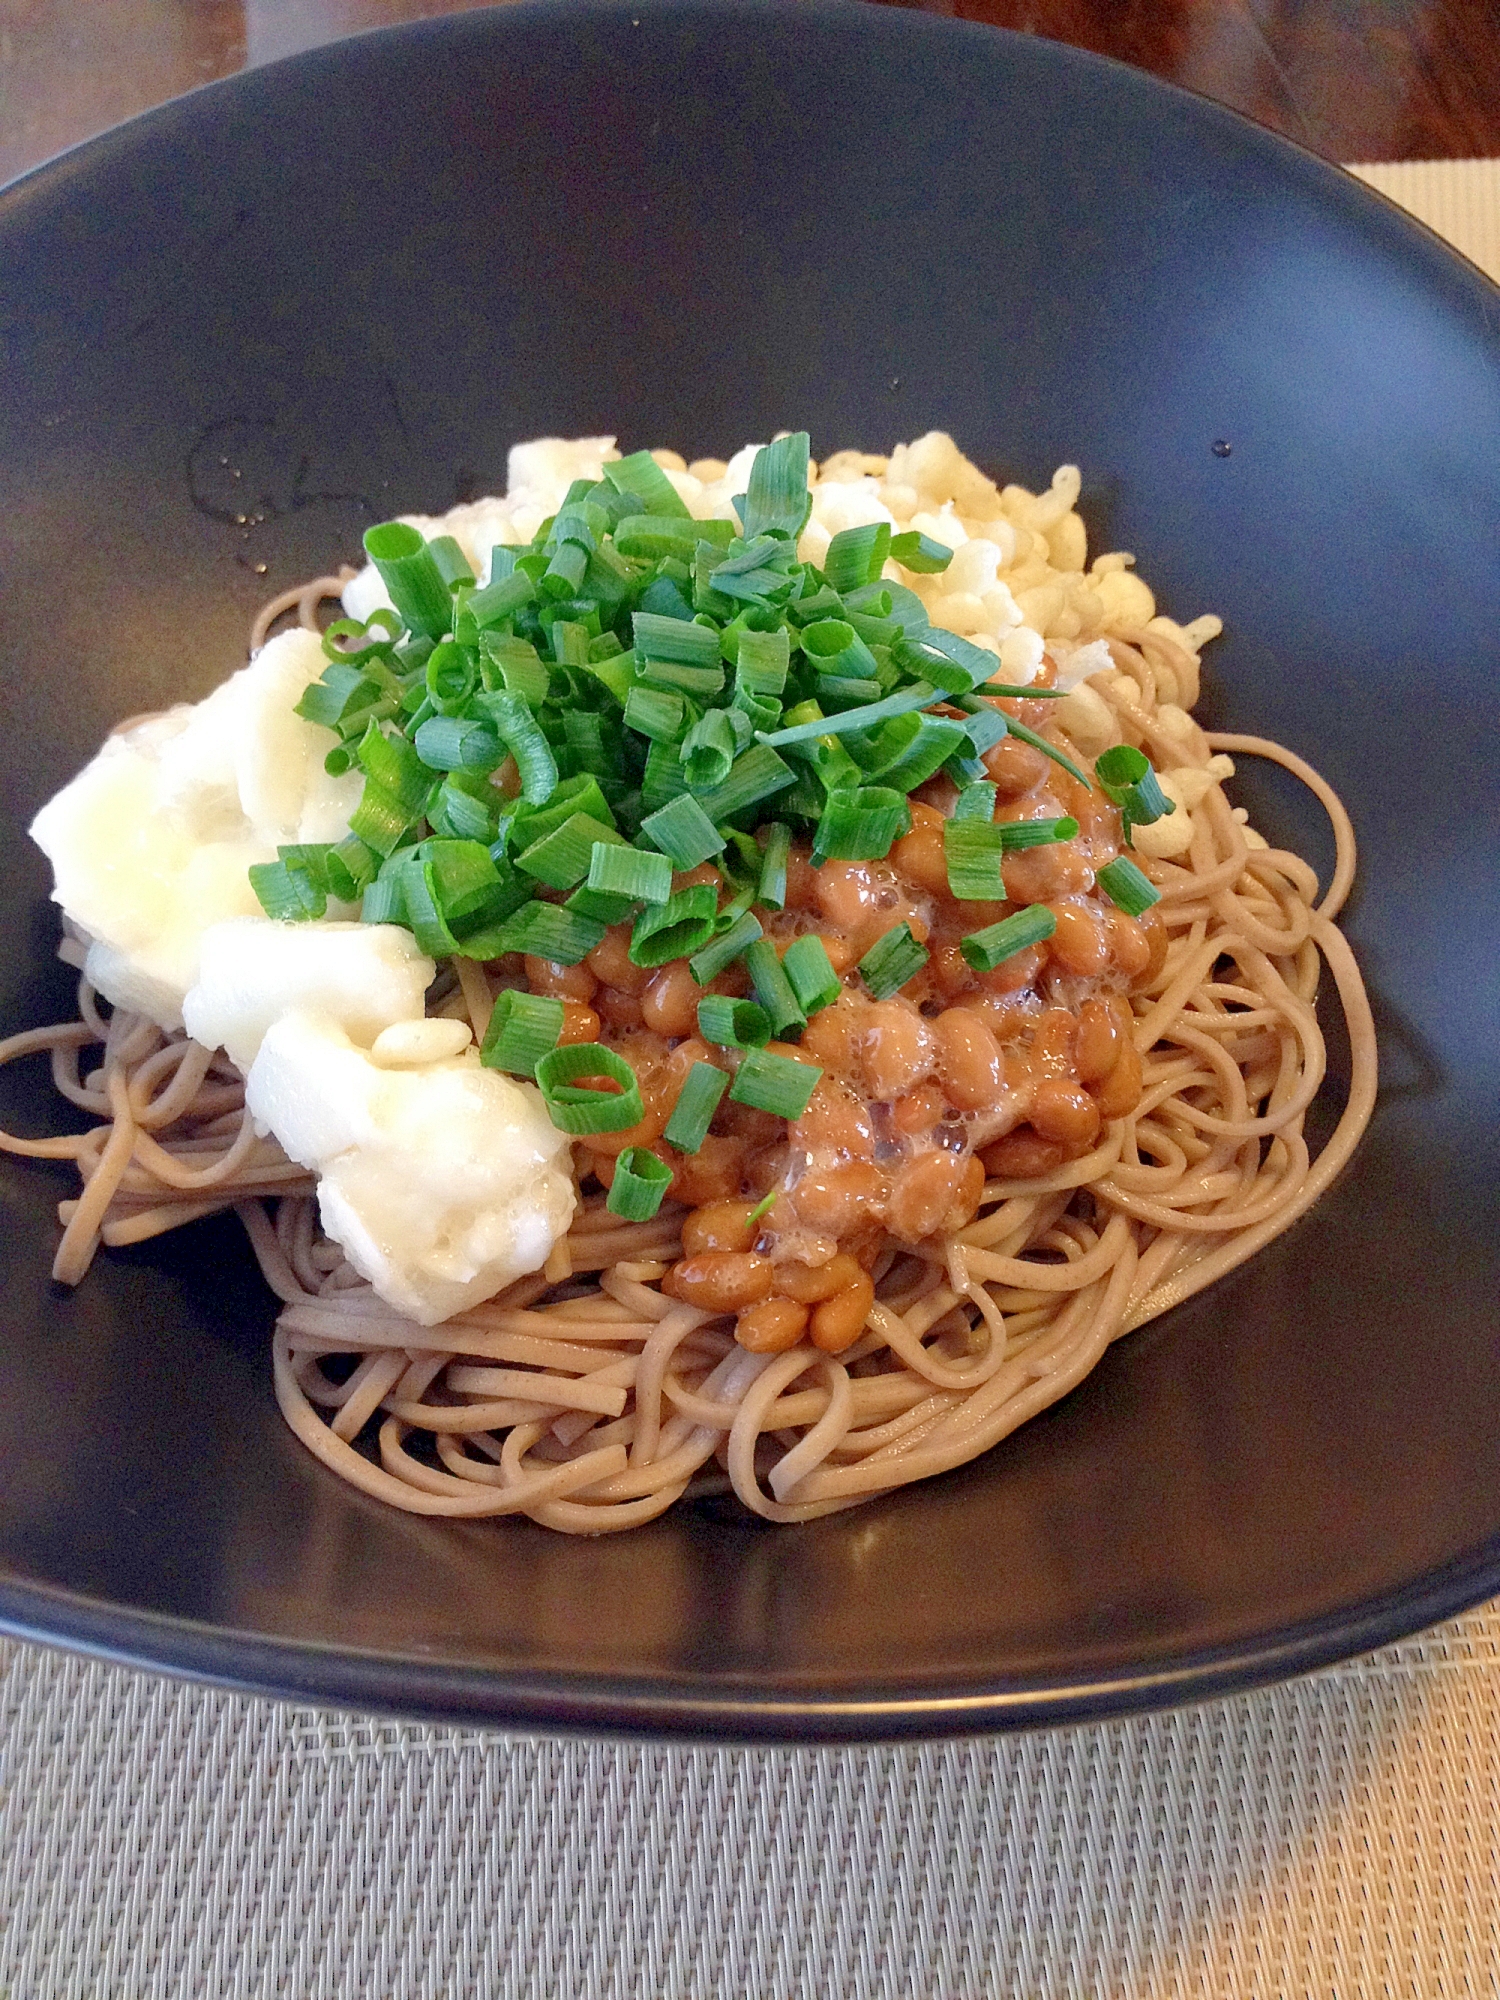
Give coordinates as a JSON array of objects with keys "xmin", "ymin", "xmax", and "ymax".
[{"xmin": 0, "ymin": 585, "xmax": 1377, "ymax": 1534}]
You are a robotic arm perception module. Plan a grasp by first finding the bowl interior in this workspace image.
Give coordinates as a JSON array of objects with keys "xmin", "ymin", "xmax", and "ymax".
[{"xmin": 1, "ymin": 0, "xmax": 1497, "ymax": 1736}]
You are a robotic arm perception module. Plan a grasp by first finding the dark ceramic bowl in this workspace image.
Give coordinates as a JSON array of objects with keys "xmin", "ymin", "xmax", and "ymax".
[{"xmin": 0, "ymin": 0, "xmax": 1496, "ymax": 1741}]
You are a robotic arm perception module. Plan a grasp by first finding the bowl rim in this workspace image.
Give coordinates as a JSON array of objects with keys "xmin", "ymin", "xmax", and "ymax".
[{"xmin": 2, "ymin": 0, "xmax": 1497, "ymax": 1741}]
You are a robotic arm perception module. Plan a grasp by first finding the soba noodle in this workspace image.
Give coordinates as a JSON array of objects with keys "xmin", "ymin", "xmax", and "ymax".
[{"xmin": 1, "ymin": 551, "xmax": 1376, "ymax": 1534}]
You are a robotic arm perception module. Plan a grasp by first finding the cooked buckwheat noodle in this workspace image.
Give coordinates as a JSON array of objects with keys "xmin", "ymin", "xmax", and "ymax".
[{"xmin": 0, "ymin": 584, "xmax": 1376, "ymax": 1531}]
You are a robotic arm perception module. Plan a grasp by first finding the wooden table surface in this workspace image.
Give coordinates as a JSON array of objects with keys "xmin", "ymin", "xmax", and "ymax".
[{"xmin": 1, "ymin": 0, "xmax": 1497, "ymax": 189}]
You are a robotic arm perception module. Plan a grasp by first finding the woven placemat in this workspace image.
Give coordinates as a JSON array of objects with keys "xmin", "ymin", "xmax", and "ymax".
[{"xmin": 3, "ymin": 159, "xmax": 1496, "ymax": 1998}]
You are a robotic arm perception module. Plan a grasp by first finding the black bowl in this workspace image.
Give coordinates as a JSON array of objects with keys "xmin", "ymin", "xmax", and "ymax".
[{"xmin": 0, "ymin": 0, "xmax": 1496, "ymax": 1741}]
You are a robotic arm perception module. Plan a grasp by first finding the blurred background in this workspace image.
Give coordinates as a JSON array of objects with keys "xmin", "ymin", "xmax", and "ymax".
[{"xmin": 1, "ymin": 0, "xmax": 1498, "ymax": 188}]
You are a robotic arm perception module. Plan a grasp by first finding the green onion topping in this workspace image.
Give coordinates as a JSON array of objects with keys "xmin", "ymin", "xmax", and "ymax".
[
  {"xmin": 607, "ymin": 1146, "xmax": 673, "ymax": 1220},
  {"xmin": 1096, "ymin": 854, "xmax": 1162, "ymax": 915},
  {"xmin": 479, "ymin": 989, "xmax": 564, "ymax": 1077},
  {"xmin": 959, "ymin": 906, "xmax": 1057, "ymax": 973},
  {"xmin": 858, "ymin": 923, "xmax": 929, "ymax": 1001},
  {"xmin": 729, "ymin": 1048, "xmax": 822, "ymax": 1120},
  {"xmin": 663, "ymin": 1061, "xmax": 730, "ymax": 1153},
  {"xmin": 534, "ymin": 1044, "xmax": 644, "ymax": 1135}
]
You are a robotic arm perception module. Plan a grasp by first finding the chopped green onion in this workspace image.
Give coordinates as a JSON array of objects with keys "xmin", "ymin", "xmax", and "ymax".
[
  {"xmin": 688, "ymin": 909, "xmax": 763, "ymax": 984},
  {"xmin": 604, "ymin": 451, "xmax": 693, "ymax": 518},
  {"xmin": 734, "ymin": 624, "xmax": 791, "ymax": 696},
  {"xmin": 413, "ymin": 715, "xmax": 501, "ymax": 773},
  {"xmin": 1096, "ymin": 854, "xmax": 1162, "ymax": 915},
  {"xmin": 739, "ymin": 433, "xmax": 812, "ymax": 543},
  {"xmin": 639, "ymin": 794, "xmax": 727, "ymax": 869},
  {"xmin": 978, "ymin": 680, "xmax": 1068, "ymax": 699},
  {"xmin": 812, "ymin": 786, "xmax": 910, "ymax": 864},
  {"xmin": 491, "ymin": 901, "xmax": 606, "ymax": 965},
  {"xmin": 956, "ymin": 705, "xmax": 1008, "ymax": 758},
  {"xmin": 690, "ymin": 743, "xmax": 797, "ymax": 824},
  {"xmin": 944, "ymin": 818, "xmax": 1006, "ymax": 900},
  {"xmin": 248, "ymin": 856, "xmax": 325, "ymax": 922},
  {"xmin": 479, "ymin": 631, "xmax": 550, "ymax": 705},
  {"xmin": 623, "ymin": 686, "xmax": 687, "ymax": 743},
  {"xmin": 746, "ymin": 1189, "xmax": 779, "ymax": 1228},
  {"xmin": 632, "ymin": 611, "xmax": 722, "ymax": 666},
  {"xmin": 858, "ymin": 923, "xmax": 929, "ymax": 1001},
  {"xmin": 636, "ymin": 658, "xmax": 726, "ymax": 699},
  {"xmin": 357, "ymin": 721, "xmax": 433, "ymax": 812},
  {"xmin": 729, "ymin": 1048, "xmax": 821, "ymax": 1120},
  {"xmin": 758, "ymin": 680, "xmax": 941, "ymax": 748},
  {"xmin": 951, "ymin": 782, "xmax": 998, "ymax": 822},
  {"xmin": 587, "ymin": 841, "xmax": 671, "ymax": 905},
  {"xmin": 744, "ymin": 939, "xmax": 806, "ymax": 1036},
  {"xmin": 323, "ymin": 834, "xmax": 379, "ymax": 902},
  {"xmin": 479, "ymin": 989, "xmax": 564, "ymax": 1077},
  {"xmin": 960, "ymin": 906, "xmax": 1057, "ymax": 973},
  {"xmin": 629, "ymin": 884, "xmax": 719, "ymax": 967},
  {"xmin": 467, "ymin": 570, "xmax": 536, "ymax": 629},
  {"xmin": 606, "ymin": 1146, "xmax": 673, "ymax": 1220},
  {"xmin": 363, "ymin": 522, "xmax": 453, "ymax": 640},
  {"xmin": 426, "ymin": 535, "xmax": 476, "ymax": 589},
  {"xmin": 535, "ymin": 1043, "xmax": 645, "ymax": 1135},
  {"xmin": 681, "ymin": 707, "xmax": 737, "ymax": 790},
  {"xmin": 697, "ymin": 995, "xmax": 772, "ymax": 1049},
  {"xmin": 475, "ymin": 690, "xmax": 558, "ymax": 804},
  {"xmin": 512, "ymin": 774, "xmax": 616, "ymax": 849},
  {"xmin": 1094, "ymin": 743, "xmax": 1175, "ymax": 845},
  {"xmin": 781, "ymin": 934, "xmax": 841, "ymax": 1016},
  {"xmin": 516, "ymin": 811, "xmax": 622, "ymax": 891},
  {"xmin": 858, "ymin": 712, "xmax": 967, "ymax": 793},
  {"xmin": 757, "ymin": 822, "xmax": 791, "ymax": 910},
  {"xmin": 999, "ymin": 815, "xmax": 1079, "ymax": 850},
  {"xmin": 663, "ymin": 1061, "xmax": 730, "ymax": 1153},
  {"xmin": 889, "ymin": 530, "xmax": 954, "ymax": 574},
  {"xmin": 824, "ymin": 522, "xmax": 892, "ymax": 593}
]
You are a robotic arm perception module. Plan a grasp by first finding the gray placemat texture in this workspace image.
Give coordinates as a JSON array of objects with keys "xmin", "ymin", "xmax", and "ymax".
[
  {"xmin": 2, "ymin": 1606, "xmax": 1499, "ymax": 1997},
  {"xmin": 4, "ymin": 158, "xmax": 1498, "ymax": 1999}
]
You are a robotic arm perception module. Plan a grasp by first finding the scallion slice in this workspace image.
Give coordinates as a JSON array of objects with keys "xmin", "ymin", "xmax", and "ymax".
[
  {"xmin": 1094, "ymin": 743, "xmax": 1175, "ymax": 845},
  {"xmin": 363, "ymin": 522, "xmax": 453, "ymax": 641},
  {"xmin": 889, "ymin": 530, "xmax": 954, "ymax": 574},
  {"xmin": 535, "ymin": 1043, "xmax": 645, "ymax": 1135},
  {"xmin": 813, "ymin": 786, "xmax": 910, "ymax": 864},
  {"xmin": 824, "ymin": 521, "xmax": 892, "ymax": 593},
  {"xmin": 688, "ymin": 909, "xmax": 763, "ymax": 985},
  {"xmin": 999, "ymin": 815, "xmax": 1080, "ymax": 850},
  {"xmin": 757, "ymin": 822, "xmax": 791, "ymax": 910},
  {"xmin": 944, "ymin": 818, "xmax": 1006, "ymax": 900},
  {"xmin": 781, "ymin": 934, "xmax": 841, "ymax": 1016},
  {"xmin": 587, "ymin": 841, "xmax": 671, "ymax": 905},
  {"xmin": 515, "ymin": 811, "xmax": 622, "ymax": 891},
  {"xmin": 951, "ymin": 782, "xmax": 998, "ymax": 822},
  {"xmin": 604, "ymin": 451, "xmax": 693, "ymax": 519},
  {"xmin": 739, "ymin": 432, "xmax": 812, "ymax": 542},
  {"xmin": 690, "ymin": 743, "xmax": 797, "ymax": 824},
  {"xmin": 606, "ymin": 1146, "xmax": 673, "ymax": 1220},
  {"xmin": 663, "ymin": 1061, "xmax": 730, "ymax": 1153},
  {"xmin": 639, "ymin": 794, "xmax": 727, "ymax": 869},
  {"xmin": 758, "ymin": 680, "xmax": 941, "ymax": 748},
  {"xmin": 629, "ymin": 885, "xmax": 719, "ymax": 967},
  {"xmin": 1096, "ymin": 854, "xmax": 1162, "ymax": 915},
  {"xmin": 857, "ymin": 923, "xmax": 929, "ymax": 1001},
  {"xmin": 728, "ymin": 1048, "xmax": 822, "ymax": 1120},
  {"xmin": 479, "ymin": 989, "xmax": 564, "ymax": 1077},
  {"xmin": 744, "ymin": 938, "xmax": 806, "ymax": 1037},
  {"xmin": 697, "ymin": 995, "xmax": 773, "ymax": 1049},
  {"xmin": 491, "ymin": 901, "xmax": 606, "ymax": 966},
  {"xmin": 959, "ymin": 906, "xmax": 1057, "ymax": 972}
]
